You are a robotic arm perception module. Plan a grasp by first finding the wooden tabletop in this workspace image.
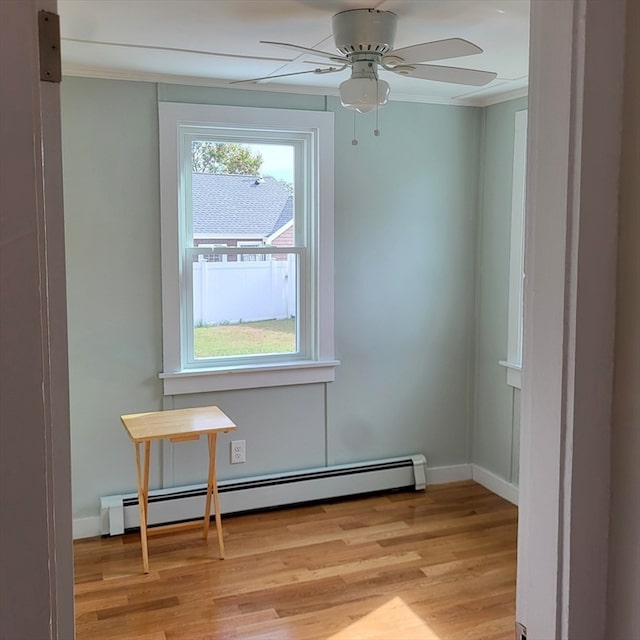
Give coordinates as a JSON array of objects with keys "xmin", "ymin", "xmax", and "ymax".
[{"xmin": 120, "ymin": 406, "xmax": 237, "ymax": 442}]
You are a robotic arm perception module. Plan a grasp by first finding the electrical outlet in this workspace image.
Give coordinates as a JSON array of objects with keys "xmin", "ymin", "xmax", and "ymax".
[{"xmin": 230, "ymin": 439, "xmax": 246, "ymax": 464}]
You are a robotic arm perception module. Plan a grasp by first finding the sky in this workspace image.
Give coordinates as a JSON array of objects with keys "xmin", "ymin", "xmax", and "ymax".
[{"xmin": 247, "ymin": 143, "xmax": 294, "ymax": 184}]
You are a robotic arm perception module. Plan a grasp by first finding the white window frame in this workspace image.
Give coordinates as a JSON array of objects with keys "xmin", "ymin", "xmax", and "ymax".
[
  {"xmin": 500, "ymin": 109, "xmax": 528, "ymax": 389},
  {"xmin": 158, "ymin": 102, "xmax": 338, "ymax": 394}
]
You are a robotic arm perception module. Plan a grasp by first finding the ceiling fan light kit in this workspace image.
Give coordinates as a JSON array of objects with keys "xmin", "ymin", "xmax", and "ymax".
[{"xmin": 339, "ymin": 76, "xmax": 390, "ymax": 113}]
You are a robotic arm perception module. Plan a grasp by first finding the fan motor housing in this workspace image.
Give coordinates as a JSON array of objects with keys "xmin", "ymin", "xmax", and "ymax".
[{"xmin": 332, "ymin": 9, "xmax": 398, "ymax": 56}]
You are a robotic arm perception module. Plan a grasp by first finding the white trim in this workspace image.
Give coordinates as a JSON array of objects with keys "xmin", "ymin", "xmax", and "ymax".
[
  {"xmin": 426, "ymin": 464, "xmax": 472, "ymax": 485},
  {"xmin": 472, "ymin": 465, "xmax": 519, "ymax": 505},
  {"xmin": 72, "ymin": 517, "xmax": 102, "ymax": 540},
  {"xmin": 517, "ymin": 1, "xmax": 625, "ymax": 638},
  {"xmin": 517, "ymin": 3, "xmax": 574, "ymax": 632},
  {"xmin": 499, "ymin": 360, "xmax": 523, "ymax": 389},
  {"xmin": 472, "ymin": 86, "xmax": 529, "ymax": 107},
  {"xmin": 160, "ymin": 359, "xmax": 340, "ymax": 394},
  {"xmin": 503, "ymin": 109, "xmax": 528, "ymax": 385},
  {"xmin": 507, "ymin": 368, "xmax": 521, "ymax": 389},
  {"xmin": 267, "ymin": 218, "xmax": 294, "ymax": 245},
  {"xmin": 159, "ymin": 102, "xmax": 335, "ymax": 393},
  {"xmin": 61, "ymin": 64, "xmax": 527, "ymax": 108}
]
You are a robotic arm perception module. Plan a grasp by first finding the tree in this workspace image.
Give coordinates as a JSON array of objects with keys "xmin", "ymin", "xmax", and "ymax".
[
  {"xmin": 192, "ymin": 142, "xmax": 263, "ymax": 175},
  {"xmin": 277, "ymin": 179, "xmax": 294, "ymax": 195}
]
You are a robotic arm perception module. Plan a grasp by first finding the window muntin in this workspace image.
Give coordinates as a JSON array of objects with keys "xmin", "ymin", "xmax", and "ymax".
[{"xmin": 158, "ymin": 103, "xmax": 336, "ymax": 394}]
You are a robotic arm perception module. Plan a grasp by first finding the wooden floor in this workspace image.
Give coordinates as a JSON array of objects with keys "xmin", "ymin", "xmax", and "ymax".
[{"xmin": 74, "ymin": 481, "xmax": 517, "ymax": 640}]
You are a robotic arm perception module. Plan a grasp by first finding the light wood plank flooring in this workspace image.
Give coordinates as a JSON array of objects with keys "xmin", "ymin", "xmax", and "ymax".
[{"xmin": 74, "ymin": 481, "xmax": 517, "ymax": 640}]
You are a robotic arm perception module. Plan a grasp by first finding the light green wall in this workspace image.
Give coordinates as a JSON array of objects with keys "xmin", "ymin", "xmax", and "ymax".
[
  {"xmin": 330, "ymin": 97, "xmax": 480, "ymax": 464},
  {"xmin": 62, "ymin": 79, "xmax": 164, "ymax": 516},
  {"xmin": 62, "ymin": 76, "xmax": 499, "ymax": 520},
  {"xmin": 473, "ymin": 96, "xmax": 528, "ymax": 484}
]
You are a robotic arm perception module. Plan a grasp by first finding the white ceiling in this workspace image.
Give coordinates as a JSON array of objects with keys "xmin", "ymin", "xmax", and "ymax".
[{"xmin": 58, "ymin": 0, "xmax": 530, "ymax": 107}]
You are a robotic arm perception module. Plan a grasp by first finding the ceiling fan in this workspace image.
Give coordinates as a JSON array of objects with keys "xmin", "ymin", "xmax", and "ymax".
[{"xmin": 233, "ymin": 8, "xmax": 497, "ymax": 113}]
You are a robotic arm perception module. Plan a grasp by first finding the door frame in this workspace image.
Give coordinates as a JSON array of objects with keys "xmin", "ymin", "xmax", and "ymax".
[
  {"xmin": 0, "ymin": 0, "xmax": 74, "ymax": 638},
  {"xmin": 517, "ymin": 1, "xmax": 626, "ymax": 638}
]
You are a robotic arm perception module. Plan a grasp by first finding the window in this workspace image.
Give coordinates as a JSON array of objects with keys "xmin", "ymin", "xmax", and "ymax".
[
  {"xmin": 500, "ymin": 109, "xmax": 527, "ymax": 389},
  {"xmin": 158, "ymin": 103, "xmax": 337, "ymax": 394}
]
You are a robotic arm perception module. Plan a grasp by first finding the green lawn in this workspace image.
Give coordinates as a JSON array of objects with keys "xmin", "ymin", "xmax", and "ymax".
[{"xmin": 194, "ymin": 318, "xmax": 296, "ymax": 358}]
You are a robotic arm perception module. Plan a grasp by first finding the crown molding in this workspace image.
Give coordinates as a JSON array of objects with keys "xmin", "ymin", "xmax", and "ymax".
[
  {"xmin": 61, "ymin": 64, "xmax": 528, "ymax": 108},
  {"xmin": 471, "ymin": 86, "xmax": 529, "ymax": 107}
]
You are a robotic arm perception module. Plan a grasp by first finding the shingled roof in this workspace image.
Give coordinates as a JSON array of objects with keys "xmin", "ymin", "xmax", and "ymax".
[{"xmin": 192, "ymin": 173, "xmax": 292, "ymax": 236}]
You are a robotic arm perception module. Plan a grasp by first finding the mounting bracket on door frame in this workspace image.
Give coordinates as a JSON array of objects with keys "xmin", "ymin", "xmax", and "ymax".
[{"xmin": 38, "ymin": 10, "xmax": 61, "ymax": 83}]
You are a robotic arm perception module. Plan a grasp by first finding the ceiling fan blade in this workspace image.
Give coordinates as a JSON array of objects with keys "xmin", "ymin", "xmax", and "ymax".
[
  {"xmin": 396, "ymin": 63, "xmax": 497, "ymax": 86},
  {"xmin": 390, "ymin": 38, "xmax": 483, "ymax": 64},
  {"xmin": 260, "ymin": 40, "xmax": 346, "ymax": 62},
  {"xmin": 230, "ymin": 66, "xmax": 345, "ymax": 85}
]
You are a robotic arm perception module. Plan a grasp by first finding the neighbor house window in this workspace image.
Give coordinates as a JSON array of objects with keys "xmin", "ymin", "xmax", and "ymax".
[
  {"xmin": 158, "ymin": 103, "xmax": 337, "ymax": 394},
  {"xmin": 500, "ymin": 109, "xmax": 527, "ymax": 389}
]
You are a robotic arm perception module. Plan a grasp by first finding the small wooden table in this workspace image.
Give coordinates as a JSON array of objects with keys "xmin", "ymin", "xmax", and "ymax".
[{"xmin": 120, "ymin": 406, "xmax": 237, "ymax": 573}]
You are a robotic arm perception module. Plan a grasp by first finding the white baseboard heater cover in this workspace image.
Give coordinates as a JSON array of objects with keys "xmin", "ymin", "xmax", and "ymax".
[{"xmin": 101, "ymin": 454, "xmax": 427, "ymax": 536}]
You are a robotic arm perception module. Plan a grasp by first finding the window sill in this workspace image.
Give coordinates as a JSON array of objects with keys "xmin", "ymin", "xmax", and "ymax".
[
  {"xmin": 499, "ymin": 360, "xmax": 522, "ymax": 389},
  {"xmin": 159, "ymin": 359, "xmax": 340, "ymax": 395}
]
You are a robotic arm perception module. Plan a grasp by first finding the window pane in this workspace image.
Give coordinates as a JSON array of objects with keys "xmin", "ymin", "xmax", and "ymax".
[
  {"xmin": 190, "ymin": 141, "xmax": 295, "ymax": 249},
  {"xmin": 189, "ymin": 140, "xmax": 297, "ymax": 361},
  {"xmin": 192, "ymin": 253, "xmax": 298, "ymax": 359}
]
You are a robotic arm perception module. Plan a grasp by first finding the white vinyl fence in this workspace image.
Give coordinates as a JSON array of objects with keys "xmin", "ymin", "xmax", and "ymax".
[{"xmin": 193, "ymin": 256, "xmax": 296, "ymax": 326}]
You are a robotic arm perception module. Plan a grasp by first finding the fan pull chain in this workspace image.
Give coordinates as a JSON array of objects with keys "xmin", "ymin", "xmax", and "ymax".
[{"xmin": 352, "ymin": 109, "xmax": 358, "ymax": 146}]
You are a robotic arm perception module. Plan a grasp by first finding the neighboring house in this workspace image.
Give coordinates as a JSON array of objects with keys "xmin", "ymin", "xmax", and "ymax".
[{"xmin": 191, "ymin": 173, "xmax": 293, "ymax": 260}]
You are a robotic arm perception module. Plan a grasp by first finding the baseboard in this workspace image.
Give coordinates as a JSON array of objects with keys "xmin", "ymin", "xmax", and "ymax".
[
  {"xmin": 72, "ymin": 462, "xmax": 479, "ymax": 539},
  {"xmin": 427, "ymin": 463, "xmax": 472, "ymax": 484},
  {"xmin": 72, "ymin": 516, "xmax": 101, "ymax": 540},
  {"xmin": 472, "ymin": 464, "xmax": 519, "ymax": 505}
]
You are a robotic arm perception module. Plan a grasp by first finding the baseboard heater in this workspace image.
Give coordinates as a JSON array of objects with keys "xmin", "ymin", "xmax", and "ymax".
[{"xmin": 101, "ymin": 454, "xmax": 427, "ymax": 536}]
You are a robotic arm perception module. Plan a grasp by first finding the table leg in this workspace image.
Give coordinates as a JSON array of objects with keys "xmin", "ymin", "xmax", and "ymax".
[
  {"xmin": 134, "ymin": 440, "xmax": 151, "ymax": 573},
  {"xmin": 143, "ymin": 440, "xmax": 150, "ymax": 523},
  {"xmin": 203, "ymin": 434, "xmax": 214, "ymax": 540},
  {"xmin": 204, "ymin": 433, "xmax": 225, "ymax": 558}
]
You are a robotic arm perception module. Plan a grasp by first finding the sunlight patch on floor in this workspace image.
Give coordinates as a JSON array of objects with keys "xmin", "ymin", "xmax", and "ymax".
[{"xmin": 327, "ymin": 597, "xmax": 441, "ymax": 640}]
